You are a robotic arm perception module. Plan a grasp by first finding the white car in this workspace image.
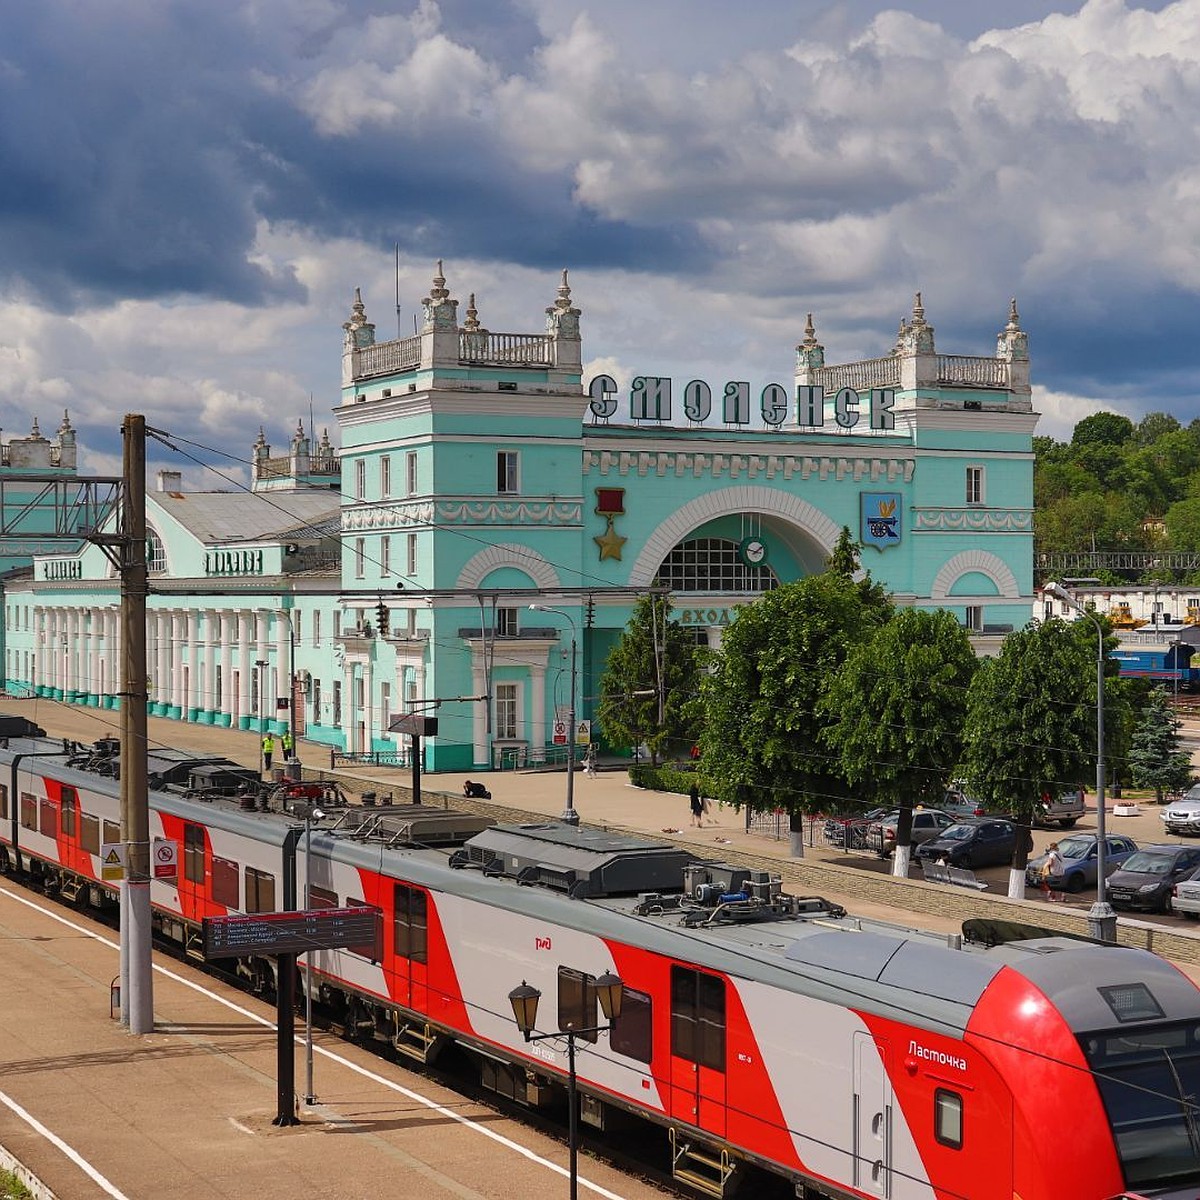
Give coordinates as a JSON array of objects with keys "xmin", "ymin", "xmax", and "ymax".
[
  {"xmin": 1173, "ymin": 867, "xmax": 1200, "ymax": 918},
  {"xmin": 1160, "ymin": 789, "xmax": 1200, "ymax": 836}
]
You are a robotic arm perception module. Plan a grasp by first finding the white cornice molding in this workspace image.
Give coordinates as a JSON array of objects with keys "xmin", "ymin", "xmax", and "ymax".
[{"xmin": 583, "ymin": 448, "xmax": 914, "ymax": 484}]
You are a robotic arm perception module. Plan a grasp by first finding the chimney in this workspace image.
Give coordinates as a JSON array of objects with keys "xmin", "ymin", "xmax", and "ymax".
[{"xmin": 157, "ymin": 469, "xmax": 183, "ymax": 492}]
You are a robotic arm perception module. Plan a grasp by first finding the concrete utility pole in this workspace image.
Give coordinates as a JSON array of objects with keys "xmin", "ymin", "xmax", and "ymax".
[{"xmin": 119, "ymin": 414, "xmax": 153, "ymax": 1031}]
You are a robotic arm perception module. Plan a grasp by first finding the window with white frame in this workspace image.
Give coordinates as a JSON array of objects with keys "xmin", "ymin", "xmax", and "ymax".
[
  {"xmin": 405, "ymin": 670, "xmax": 418, "ymax": 706},
  {"xmin": 381, "ymin": 535, "xmax": 391, "ymax": 577},
  {"xmin": 313, "ymin": 610, "xmax": 321, "ymax": 645},
  {"xmin": 406, "ymin": 451, "xmax": 418, "ymax": 496},
  {"xmin": 380, "ymin": 682, "xmax": 391, "ymax": 737},
  {"xmin": 965, "ymin": 606, "xmax": 983, "ymax": 631},
  {"xmin": 966, "ymin": 466, "xmax": 985, "ymax": 505},
  {"xmin": 497, "ymin": 451, "xmax": 519, "ymax": 494},
  {"xmin": 354, "ymin": 538, "xmax": 365, "ymax": 579},
  {"xmin": 380, "ymin": 456, "xmax": 391, "ymax": 498},
  {"xmin": 407, "ymin": 533, "xmax": 417, "ymax": 576},
  {"xmin": 495, "ymin": 683, "xmax": 519, "ymax": 740},
  {"xmin": 495, "ymin": 607, "xmax": 518, "ymax": 637},
  {"xmin": 355, "ymin": 460, "xmax": 366, "ymax": 501}
]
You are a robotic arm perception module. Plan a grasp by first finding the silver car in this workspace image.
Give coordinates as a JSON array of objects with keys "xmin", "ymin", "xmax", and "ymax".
[
  {"xmin": 1160, "ymin": 787, "xmax": 1200, "ymax": 835},
  {"xmin": 1173, "ymin": 866, "xmax": 1200, "ymax": 918}
]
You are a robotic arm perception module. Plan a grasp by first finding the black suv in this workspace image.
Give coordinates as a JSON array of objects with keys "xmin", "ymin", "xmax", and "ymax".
[{"xmin": 914, "ymin": 819, "xmax": 1018, "ymax": 869}]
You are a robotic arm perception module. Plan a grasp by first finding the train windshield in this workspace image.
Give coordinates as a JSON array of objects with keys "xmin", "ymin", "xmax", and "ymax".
[{"xmin": 1082, "ymin": 1021, "xmax": 1200, "ymax": 1191}]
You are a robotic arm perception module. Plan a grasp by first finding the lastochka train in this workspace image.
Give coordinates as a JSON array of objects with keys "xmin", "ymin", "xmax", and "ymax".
[{"xmin": 1, "ymin": 735, "xmax": 1198, "ymax": 1200}]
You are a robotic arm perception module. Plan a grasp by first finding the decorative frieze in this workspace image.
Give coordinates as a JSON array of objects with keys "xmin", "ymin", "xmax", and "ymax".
[
  {"xmin": 583, "ymin": 449, "xmax": 914, "ymax": 484},
  {"xmin": 913, "ymin": 507, "xmax": 1033, "ymax": 533},
  {"xmin": 341, "ymin": 499, "xmax": 581, "ymax": 532}
]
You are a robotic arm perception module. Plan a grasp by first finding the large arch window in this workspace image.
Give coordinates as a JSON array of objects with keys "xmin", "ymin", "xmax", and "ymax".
[
  {"xmin": 655, "ymin": 538, "xmax": 777, "ymax": 594},
  {"xmin": 146, "ymin": 528, "xmax": 167, "ymax": 574}
]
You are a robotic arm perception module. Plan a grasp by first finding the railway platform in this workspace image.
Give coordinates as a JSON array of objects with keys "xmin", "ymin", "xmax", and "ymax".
[{"xmin": 0, "ymin": 877, "xmax": 673, "ymax": 1200}]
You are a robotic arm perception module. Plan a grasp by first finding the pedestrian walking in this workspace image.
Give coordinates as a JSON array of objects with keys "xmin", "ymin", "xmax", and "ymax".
[
  {"xmin": 1042, "ymin": 842, "xmax": 1065, "ymax": 902},
  {"xmin": 261, "ymin": 732, "xmax": 275, "ymax": 773},
  {"xmin": 690, "ymin": 783, "xmax": 703, "ymax": 827},
  {"xmin": 585, "ymin": 743, "xmax": 597, "ymax": 778},
  {"xmin": 281, "ymin": 730, "xmax": 294, "ymax": 760}
]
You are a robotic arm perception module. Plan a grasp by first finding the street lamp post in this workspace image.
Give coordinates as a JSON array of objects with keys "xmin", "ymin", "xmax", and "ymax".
[
  {"xmin": 529, "ymin": 604, "xmax": 579, "ymax": 826},
  {"xmin": 508, "ymin": 972, "xmax": 624, "ymax": 1200},
  {"xmin": 1044, "ymin": 581, "xmax": 1116, "ymax": 942}
]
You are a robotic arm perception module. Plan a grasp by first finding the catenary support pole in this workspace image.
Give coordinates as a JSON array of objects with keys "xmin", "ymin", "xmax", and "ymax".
[{"xmin": 120, "ymin": 413, "xmax": 153, "ymax": 1032}]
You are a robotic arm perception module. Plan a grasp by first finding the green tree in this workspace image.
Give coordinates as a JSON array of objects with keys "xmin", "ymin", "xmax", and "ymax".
[
  {"xmin": 826, "ymin": 525, "xmax": 861, "ymax": 579},
  {"xmin": 822, "ymin": 609, "xmax": 977, "ymax": 877},
  {"xmin": 597, "ymin": 594, "xmax": 702, "ymax": 766},
  {"xmin": 1071, "ymin": 411, "xmax": 1134, "ymax": 448},
  {"xmin": 1127, "ymin": 688, "xmax": 1193, "ymax": 803},
  {"xmin": 698, "ymin": 573, "xmax": 892, "ymax": 855},
  {"xmin": 960, "ymin": 619, "xmax": 1099, "ymax": 897},
  {"xmin": 1165, "ymin": 498, "xmax": 1200, "ymax": 551},
  {"xmin": 1133, "ymin": 411, "xmax": 1182, "ymax": 447}
]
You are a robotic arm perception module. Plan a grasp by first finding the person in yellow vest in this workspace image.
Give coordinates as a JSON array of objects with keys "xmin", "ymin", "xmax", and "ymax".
[
  {"xmin": 281, "ymin": 730, "xmax": 294, "ymax": 760},
  {"xmin": 261, "ymin": 733, "xmax": 274, "ymax": 773}
]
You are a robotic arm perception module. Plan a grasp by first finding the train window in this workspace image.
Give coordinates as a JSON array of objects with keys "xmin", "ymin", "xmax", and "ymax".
[
  {"xmin": 934, "ymin": 1089, "xmax": 963, "ymax": 1149},
  {"xmin": 557, "ymin": 967, "xmax": 599, "ymax": 1043},
  {"xmin": 103, "ymin": 820, "xmax": 120, "ymax": 848},
  {"xmin": 670, "ymin": 966, "xmax": 726, "ymax": 1072},
  {"xmin": 347, "ymin": 897, "xmax": 383, "ymax": 961},
  {"xmin": 393, "ymin": 884, "xmax": 427, "ymax": 963},
  {"xmin": 39, "ymin": 799, "xmax": 56, "ymax": 838},
  {"xmin": 0, "ymin": 783, "xmax": 6, "ymax": 819},
  {"xmin": 20, "ymin": 792, "xmax": 36, "ymax": 831},
  {"xmin": 309, "ymin": 885, "xmax": 338, "ymax": 909},
  {"xmin": 60, "ymin": 791, "xmax": 75, "ymax": 838},
  {"xmin": 211, "ymin": 856, "xmax": 239, "ymax": 909},
  {"xmin": 81, "ymin": 813, "xmax": 100, "ymax": 855},
  {"xmin": 183, "ymin": 824, "xmax": 204, "ymax": 884},
  {"xmin": 244, "ymin": 867, "xmax": 275, "ymax": 914},
  {"xmin": 611, "ymin": 987, "xmax": 652, "ymax": 1063}
]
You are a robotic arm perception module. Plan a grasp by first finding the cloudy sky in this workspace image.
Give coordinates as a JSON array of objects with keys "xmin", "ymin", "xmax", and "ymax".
[{"xmin": 0, "ymin": 0, "xmax": 1195, "ymax": 485}]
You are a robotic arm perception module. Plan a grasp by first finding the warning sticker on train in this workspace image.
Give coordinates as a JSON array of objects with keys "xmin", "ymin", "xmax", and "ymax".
[
  {"xmin": 100, "ymin": 842, "xmax": 125, "ymax": 881},
  {"xmin": 153, "ymin": 837, "xmax": 178, "ymax": 880}
]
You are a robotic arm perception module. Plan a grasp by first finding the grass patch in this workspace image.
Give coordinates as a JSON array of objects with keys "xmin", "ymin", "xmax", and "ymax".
[{"xmin": 0, "ymin": 1168, "xmax": 32, "ymax": 1200}]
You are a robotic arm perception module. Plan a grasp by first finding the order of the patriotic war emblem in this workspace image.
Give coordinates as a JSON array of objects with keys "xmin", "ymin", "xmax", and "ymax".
[{"xmin": 861, "ymin": 493, "xmax": 901, "ymax": 549}]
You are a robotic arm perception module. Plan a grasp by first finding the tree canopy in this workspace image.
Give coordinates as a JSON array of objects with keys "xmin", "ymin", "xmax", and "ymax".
[{"xmin": 1127, "ymin": 688, "xmax": 1193, "ymax": 802}]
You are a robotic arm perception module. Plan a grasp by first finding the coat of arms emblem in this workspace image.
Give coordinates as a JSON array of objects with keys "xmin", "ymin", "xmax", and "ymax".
[{"xmin": 861, "ymin": 493, "xmax": 902, "ymax": 550}]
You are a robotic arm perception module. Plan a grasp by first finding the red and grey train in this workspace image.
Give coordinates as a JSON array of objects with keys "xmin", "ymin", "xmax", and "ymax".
[{"xmin": 1, "ymin": 736, "xmax": 1199, "ymax": 1200}]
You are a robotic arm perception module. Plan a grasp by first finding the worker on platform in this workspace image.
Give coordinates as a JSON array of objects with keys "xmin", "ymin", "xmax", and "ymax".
[
  {"xmin": 281, "ymin": 730, "xmax": 294, "ymax": 760},
  {"xmin": 262, "ymin": 733, "xmax": 275, "ymax": 773}
]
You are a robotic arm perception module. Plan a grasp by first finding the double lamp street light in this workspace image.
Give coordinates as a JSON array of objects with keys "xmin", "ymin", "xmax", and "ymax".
[{"xmin": 508, "ymin": 972, "xmax": 624, "ymax": 1200}]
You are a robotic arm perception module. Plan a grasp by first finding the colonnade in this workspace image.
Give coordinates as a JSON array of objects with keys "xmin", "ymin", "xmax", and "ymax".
[{"xmin": 31, "ymin": 604, "xmax": 296, "ymax": 731}]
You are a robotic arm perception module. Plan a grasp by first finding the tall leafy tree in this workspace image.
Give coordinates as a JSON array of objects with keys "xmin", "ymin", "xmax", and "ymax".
[
  {"xmin": 1128, "ymin": 688, "xmax": 1193, "ymax": 803},
  {"xmin": 1071, "ymin": 411, "xmax": 1134, "ymax": 448},
  {"xmin": 698, "ymin": 572, "xmax": 892, "ymax": 856},
  {"xmin": 597, "ymin": 593, "xmax": 701, "ymax": 766},
  {"xmin": 961, "ymin": 618, "xmax": 1099, "ymax": 898},
  {"xmin": 822, "ymin": 609, "xmax": 978, "ymax": 878}
]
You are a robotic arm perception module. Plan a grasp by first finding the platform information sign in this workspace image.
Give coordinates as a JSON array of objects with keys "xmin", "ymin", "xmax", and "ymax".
[{"xmin": 202, "ymin": 906, "xmax": 379, "ymax": 961}]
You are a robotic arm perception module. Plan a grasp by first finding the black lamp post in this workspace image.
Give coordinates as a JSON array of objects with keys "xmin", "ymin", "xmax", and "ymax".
[
  {"xmin": 528, "ymin": 603, "xmax": 580, "ymax": 825},
  {"xmin": 508, "ymin": 972, "xmax": 624, "ymax": 1200}
]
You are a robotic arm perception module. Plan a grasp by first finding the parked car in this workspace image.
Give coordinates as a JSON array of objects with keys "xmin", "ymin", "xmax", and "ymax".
[
  {"xmin": 1105, "ymin": 844, "xmax": 1200, "ymax": 913},
  {"xmin": 1024, "ymin": 833, "xmax": 1139, "ymax": 893},
  {"xmin": 1034, "ymin": 788, "xmax": 1085, "ymax": 828},
  {"xmin": 913, "ymin": 819, "xmax": 1019, "ymax": 870},
  {"xmin": 866, "ymin": 808, "xmax": 956, "ymax": 858},
  {"xmin": 1171, "ymin": 865, "xmax": 1200, "ymax": 919},
  {"xmin": 823, "ymin": 807, "xmax": 890, "ymax": 849},
  {"xmin": 941, "ymin": 790, "xmax": 988, "ymax": 822},
  {"xmin": 1160, "ymin": 786, "xmax": 1200, "ymax": 835}
]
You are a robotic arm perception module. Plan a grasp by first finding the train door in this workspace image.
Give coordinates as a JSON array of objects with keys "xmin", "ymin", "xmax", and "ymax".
[
  {"xmin": 178, "ymin": 822, "xmax": 207, "ymax": 920},
  {"xmin": 853, "ymin": 1032, "xmax": 892, "ymax": 1197},
  {"xmin": 393, "ymin": 882, "xmax": 428, "ymax": 1012},
  {"xmin": 668, "ymin": 965, "xmax": 727, "ymax": 1137}
]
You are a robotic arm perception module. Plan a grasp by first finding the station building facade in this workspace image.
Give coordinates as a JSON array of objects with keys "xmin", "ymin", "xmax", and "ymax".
[{"xmin": 2, "ymin": 267, "xmax": 1038, "ymax": 772}]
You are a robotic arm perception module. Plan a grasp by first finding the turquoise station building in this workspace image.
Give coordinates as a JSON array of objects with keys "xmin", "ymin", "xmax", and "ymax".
[{"xmin": 2, "ymin": 266, "xmax": 1037, "ymax": 772}]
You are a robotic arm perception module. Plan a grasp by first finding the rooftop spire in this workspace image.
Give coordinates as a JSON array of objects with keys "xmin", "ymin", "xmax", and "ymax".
[
  {"xmin": 911, "ymin": 291, "xmax": 926, "ymax": 326},
  {"xmin": 463, "ymin": 292, "xmax": 480, "ymax": 331},
  {"xmin": 1006, "ymin": 297, "xmax": 1021, "ymax": 331}
]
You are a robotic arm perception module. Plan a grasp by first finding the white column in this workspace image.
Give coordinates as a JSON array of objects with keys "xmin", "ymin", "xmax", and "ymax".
[
  {"xmin": 155, "ymin": 609, "xmax": 170, "ymax": 712},
  {"xmin": 530, "ymin": 663, "xmax": 546, "ymax": 752},
  {"xmin": 34, "ymin": 609, "xmax": 45, "ymax": 695},
  {"xmin": 472, "ymin": 659, "xmax": 487, "ymax": 765},
  {"xmin": 103, "ymin": 608, "xmax": 117, "ymax": 704},
  {"xmin": 237, "ymin": 610, "xmax": 253, "ymax": 727},
  {"xmin": 362, "ymin": 662, "xmax": 373, "ymax": 749},
  {"xmin": 274, "ymin": 609, "xmax": 289, "ymax": 730},
  {"xmin": 343, "ymin": 663, "xmax": 354, "ymax": 751},
  {"xmin": 172, "ymin": 611, "xmax": 187, "ymax": 715},
  {"xmin": 221, "ymin": 612, "xmax": 235, "ymax": 725},
  {"xmin": 204, "ymin": 608, "xmax": 221, "ymax": 717},
  {"xmin": 44, "ymin": 610, "xmax": 56, "ymax": 695},
  {"xmin": 108, "ymin": 607, "xmax": 121, "ymax": 707},
  {"xmin": 189, "ymin": 610, "xmax": 203, "ymax": 717},
  {"xmin": 67, "ymin": 609, "xmax": 80, "ymax": 697}
]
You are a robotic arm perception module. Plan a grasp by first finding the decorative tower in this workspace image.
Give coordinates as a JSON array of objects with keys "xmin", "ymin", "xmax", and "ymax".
[
  {"xmin": 996, "ymin": 298, "xmax": 1032, "ymax": 407},
  {"xmin": 251, "ymin": 427, "xmax": 270, "ymax": 483},
  {"xmin": 546, "ymin": 269, "xmax": 582, "ymax": 382},
  {"xmin": 461, "ymin": 292, "xmax": 489, "ymax": 358},
  {"xmin": 793, "ymin": 313, "xmax": 826, "ymax": 387},
  {"xmin": 289, "ymin": 420, "xmax": 311, "ymax": 479},
  {"xmin": 897, "ymin": 292, "xmax": 938, "ymax": 393},
  {"xmin": 57, "ymin": 410, "xmax": 77, "ymax": 470},
  {"xmin": 341, "ymin": 288, "xmax": 376, "ymax": 387},
  {"xmin": 419, "ymin": 260, "xmax": 460, "ymax": 370}
]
